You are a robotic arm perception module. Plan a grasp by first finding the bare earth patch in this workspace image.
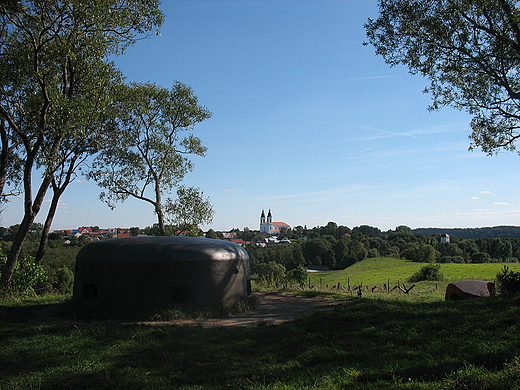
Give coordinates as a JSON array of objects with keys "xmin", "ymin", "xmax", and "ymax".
[
  {"xmin": 144, "ymin": 290, "xmax": 353, "ymax": 328},
  {"xmin": 1, "ymin": 291, "xmax": 353, "ymax": 327}
]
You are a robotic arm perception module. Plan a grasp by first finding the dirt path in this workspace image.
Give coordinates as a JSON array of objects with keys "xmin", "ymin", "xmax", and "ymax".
[
  {"xmin": 1, "ymin": 291, "xmax": 353, "ymax": 327},
  {"xmin": 141, "ymin": 291, "xmax": 353, "ymax": 328}
]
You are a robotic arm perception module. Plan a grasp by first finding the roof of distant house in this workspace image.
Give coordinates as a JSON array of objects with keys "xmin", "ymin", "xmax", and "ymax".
[
  {"xmin": 222, "ymin": 232, "xmax": 237, "ymax": 239},
  {"xmin": 272, "ymin": 222, "xmax": 290, "ymax": 227}
]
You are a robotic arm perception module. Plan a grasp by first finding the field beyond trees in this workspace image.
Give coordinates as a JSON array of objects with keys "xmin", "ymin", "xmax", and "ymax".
[
  {"xmin": 307, "ymin": 257, "xmax": 520, "ymax": 297},
  {"xmin": 2, "ymin": 259, "xmax": 520, "ymax": 389}
]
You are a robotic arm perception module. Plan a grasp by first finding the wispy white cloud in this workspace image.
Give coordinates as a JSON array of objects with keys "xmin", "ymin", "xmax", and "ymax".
[
  {"xmin": 331, "ymin": 75, "xmax": 395, "ymax": 82},
  {"xmin": 481, "ymin": 191, "xmax": 492, "ymax": 194},
  {"xmin": 493, "ymin": 202, "xmax": 509, "ymax": 205},
  {"xmin": 252, "ymin": 184, "xmax": 368, "ymax": 204},
  {"xmin": 333, "ymin": 38, "xmax": 363, "ymax": 45},
  {"xmin": 455, "ymin": 206, "xmax": 520, "ymax": 220},
  {"xmin": 42, "ymin": 199, "xmax": 69, "ymax": 207},
  {"xmin": 357, "ymin": 123, "xmax": 468, "ymax": 142},
  {"xmin": 471, "ymin": 197, "xmax": 480, "ymax": 200}
]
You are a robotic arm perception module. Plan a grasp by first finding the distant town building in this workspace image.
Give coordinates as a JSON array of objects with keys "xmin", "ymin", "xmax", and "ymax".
[
  {"xmin": 440, "ymin": 233, "xmax": 450, "ymax": 243},
  {"xmin": 221, "ymin": 232, "xmax": 237, "ymax": 239},
  {"xmin": 260, "ymin": 209, "xmax": 290, "ymax": 234}
]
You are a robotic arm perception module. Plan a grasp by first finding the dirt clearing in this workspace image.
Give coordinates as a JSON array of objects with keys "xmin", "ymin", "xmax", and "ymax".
[{"xmin": 143, "ymin": 290, "xmax": 353, "ymax": 328}]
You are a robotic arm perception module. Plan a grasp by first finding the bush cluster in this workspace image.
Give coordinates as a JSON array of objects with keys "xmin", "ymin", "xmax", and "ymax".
[
  {"xmin": 0, "ymin": 256, "xmax": 47, "ymax": 297},
  {"xmin": 496, "ymin": 266, "xmax": 520, "ymax": 296},
  {"xmin": 408, "ymin": 264, "xmax": 443, "ymax": 283},
  {"xmin": 256, "ymin": 262, "xmax": 307, "ymax": 288}
]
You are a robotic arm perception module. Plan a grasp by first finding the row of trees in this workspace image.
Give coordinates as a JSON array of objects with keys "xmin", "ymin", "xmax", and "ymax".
[
  {"xmin": 241, "ymin": 222, "xmax": 520, "ymax": 275},
  {"xmin": 2, "ymin": 219, "xmax": 520, "ymax": 295},
  {"xmin": 0, "ymin": 1, "xmax": 214, "ymax": 289}
]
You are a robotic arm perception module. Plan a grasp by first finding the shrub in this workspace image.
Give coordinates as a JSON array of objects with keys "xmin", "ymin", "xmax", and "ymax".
[
  {"xmin": 408, "ymin": 264, "xmax": 443, "ymax": 283},
  {"xmin": 496, "ymin": 266, "xmax": 520, "ymax": 296},
  {"xmin": 54, "ymin": 266, "xmax": 74, "ymax": 294},
  {"xmin": 256, "ymin": 261, "xmax": 286, "ymax": 288},
  {"xmin": 0, "ymin": 255, "xmax": 47, "ymax": 297},
  {"xmin": 471, "ymin": 252, "xmax": 491, "ymax": 263},
  {"xmin": 402, "ymin": 244, "xmax": 440, "ymax": 262},
  {"xmin": 287, "ymin": 265, "xmax": 307, "ymax": 287}
]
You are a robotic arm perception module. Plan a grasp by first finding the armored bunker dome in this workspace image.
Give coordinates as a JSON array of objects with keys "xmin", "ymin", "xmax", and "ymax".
[{"xmin": 73, "ymin": 236, "xmax": 251, "ymax": 312}]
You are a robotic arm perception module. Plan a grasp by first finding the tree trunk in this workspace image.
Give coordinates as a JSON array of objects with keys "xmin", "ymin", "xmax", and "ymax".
[
  {"xmin": 0, "ymin": 122, "xmax": 9, "ymax": 199},
  {"xmin": 1, "ymin": 174, "xmax": 52, "ymax": 288},
  {"xmin": 154, "ymin": 180, "xmax": 167, "ymax": 236},
  {"xmin": 156, "ymin": 203, "xmax": 167, "ymax": 236},
  {"xmin": 35, "ymin": 184, "xmax": 63, "ymax": 263},
  {"xmin": 1, "ymin": 213, "xmax": 34, "ymax": 287}
]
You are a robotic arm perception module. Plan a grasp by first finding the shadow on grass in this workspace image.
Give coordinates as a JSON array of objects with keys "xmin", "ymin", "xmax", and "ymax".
[{"xmin": 1, "ymin": 296, "xmax": 520, "ymax": 389}]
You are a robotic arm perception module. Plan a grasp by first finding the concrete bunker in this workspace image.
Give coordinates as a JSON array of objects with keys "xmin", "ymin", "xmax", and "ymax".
[
  {"xmin": 445, "ymin": 280, "xmax": 495, "ymax": 300},
  {"xmin": 73, "ymin": 236, "xmax": 251, "ymax": 312}
]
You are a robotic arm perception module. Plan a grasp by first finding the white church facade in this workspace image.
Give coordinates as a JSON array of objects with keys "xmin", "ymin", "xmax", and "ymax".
[{"xmin": 260, "ymin": 209, "xmax": 290, "ymax": 234}]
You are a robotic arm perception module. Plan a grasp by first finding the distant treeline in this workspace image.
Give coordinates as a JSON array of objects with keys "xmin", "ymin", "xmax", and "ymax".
[
  {"xmin": 237, "ymin": 223, "xmax": 520, "ymax": 274},
  {"xmin": 412, "ymin": 226, "xmax": 520, "ymax": 239}
]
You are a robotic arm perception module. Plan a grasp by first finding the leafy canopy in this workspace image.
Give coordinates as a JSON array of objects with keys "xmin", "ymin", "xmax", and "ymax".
[
  {"xmin": 365, "ymin": 0, "xmax": 520, "ymax": 155},
  {"xmin": 89, "ymin": 81, "xmax": 212, "ymax": 235},
  {"xmin": 0, "ymin": 0, "xmax": 163, "ymax": 287},
  {"xmin": 165, "ymin": 186, "xmax": 214, "ymax": 236}
]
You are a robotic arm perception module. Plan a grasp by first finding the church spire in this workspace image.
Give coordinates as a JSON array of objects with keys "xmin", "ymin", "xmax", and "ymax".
[{"xmin": 260, "ymin": 209, "xmax": 266, "ymax": 225}]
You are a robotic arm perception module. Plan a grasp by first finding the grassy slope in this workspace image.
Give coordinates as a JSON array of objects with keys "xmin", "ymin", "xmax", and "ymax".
[
  {"xmin": 308, "ymin": 257, "xmax": 520, "ymax": 288},
  {"xmin": 3, "ymin": 258, "xmax": 520, "ymax": 389},
  {"xmin": 2, "ymin": 294, "xmax": 520, "ymax": 389}
]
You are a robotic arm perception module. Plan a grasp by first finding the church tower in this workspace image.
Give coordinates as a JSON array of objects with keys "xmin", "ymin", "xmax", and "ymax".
[
  {"xmin": 260, "ymin": 209, "xmax": 271, "ymax": 233},
  {"xmin": 259, "ymin": 209, "xmax": 290, "ymax": 235}
]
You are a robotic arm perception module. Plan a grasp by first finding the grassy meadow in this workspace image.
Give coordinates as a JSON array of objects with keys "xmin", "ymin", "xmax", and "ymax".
[
  {"xmin": 2, "ymin": 258, "xmax": 520, "ymax": 389},
  {"xmin": 308, "ymin": 258, "xmax": 520, "ymax": 299}
]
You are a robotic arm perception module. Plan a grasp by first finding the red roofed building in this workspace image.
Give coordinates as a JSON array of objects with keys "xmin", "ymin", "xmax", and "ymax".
[
  {"xmin": 260, "ymin": 209, "xmax": 290, "ymax": 234},
  {"xmin": 78, "ymin": 227, "xmax": 93, "ymax": 236}
]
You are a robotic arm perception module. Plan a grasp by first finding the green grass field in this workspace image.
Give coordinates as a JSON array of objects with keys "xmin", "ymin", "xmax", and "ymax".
[
  {"xmin": 308, "ymin": 258, "xmax": 520, "ymax": 298},
  {"xmin": 2, "ymin": 259, "xmax": 520, "ymax": 389}
]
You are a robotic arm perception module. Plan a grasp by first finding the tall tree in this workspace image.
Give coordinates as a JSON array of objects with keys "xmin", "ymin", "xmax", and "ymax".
[
  {"xmin": 89, "ymin": 82, "xmax": 212, "ymax": 236},
  {"xmin": 34, "ymin": 71, "xmax": 122, "ymax": 263},
  {"xmin": 365, "ymin": 0, "xmax": 520, "ymax": 155},
  {"xmin": 0, "ymin": 1, "xmax": 163, "ymax": 288}
]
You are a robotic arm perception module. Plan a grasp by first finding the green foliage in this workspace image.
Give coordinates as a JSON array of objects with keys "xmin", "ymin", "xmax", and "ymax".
[
  {"xmin": 402, "ymin": 243, "xmax": 441, "ymax": 262},
  {"xmin": 256, "ymin": 261, "xmax": 287, "ymax": 288},
  {"xmin": 365, "ymin": 1, "xmax": 520, "ymax": 156},
  {"xmin": 496, "ymin": 266, "xmax": 520, "ymax": 296},
  {"xmin": 0, "ymin": 0, "xmax": 164, "ymax": 288},
  {"xmin": 205, "ymin": 228, "xmax": 218, "ymax": 239},
  {"xmin": 408, "ymin": 264, "xmax": 443, "ymax": 283},
  {"xmin": 89, "ymin": 81, "xmax": 211, "ymax": 236},
  {"xmin": 287, "ymin": 265, "xmax": 307, "ymax": 287},
  {"xmin": 0, "ymin": 255, "xmax": 46, "ymax": 297},
  {"xmin": 54, "ymin": 266, "xmax": 74, "ymax": 294},
  {"xmin": 196, "ymin": 224, "xmax": 520, "ymax": 276},
  {"xmin": 414, "ymin": 226, "xmax": 520, "ymax": 239},
  {"xmin": 165, "ymin": 186, "xmax": 214, "ymax": 235},
  {"xmin": 472, "ymin": 251, "xmax": 492, "ymax": 263}
]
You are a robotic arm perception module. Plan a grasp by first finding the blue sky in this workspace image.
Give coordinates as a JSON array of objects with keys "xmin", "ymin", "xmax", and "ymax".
[{"xmin": 3, "ymin": 0, "xmax": 520, "ymax": 232}]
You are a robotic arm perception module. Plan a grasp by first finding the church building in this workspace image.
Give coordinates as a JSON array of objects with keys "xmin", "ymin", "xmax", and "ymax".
[{"xmin": 260, "ymin": 209, "xmax": 290, "ymax": 234}]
